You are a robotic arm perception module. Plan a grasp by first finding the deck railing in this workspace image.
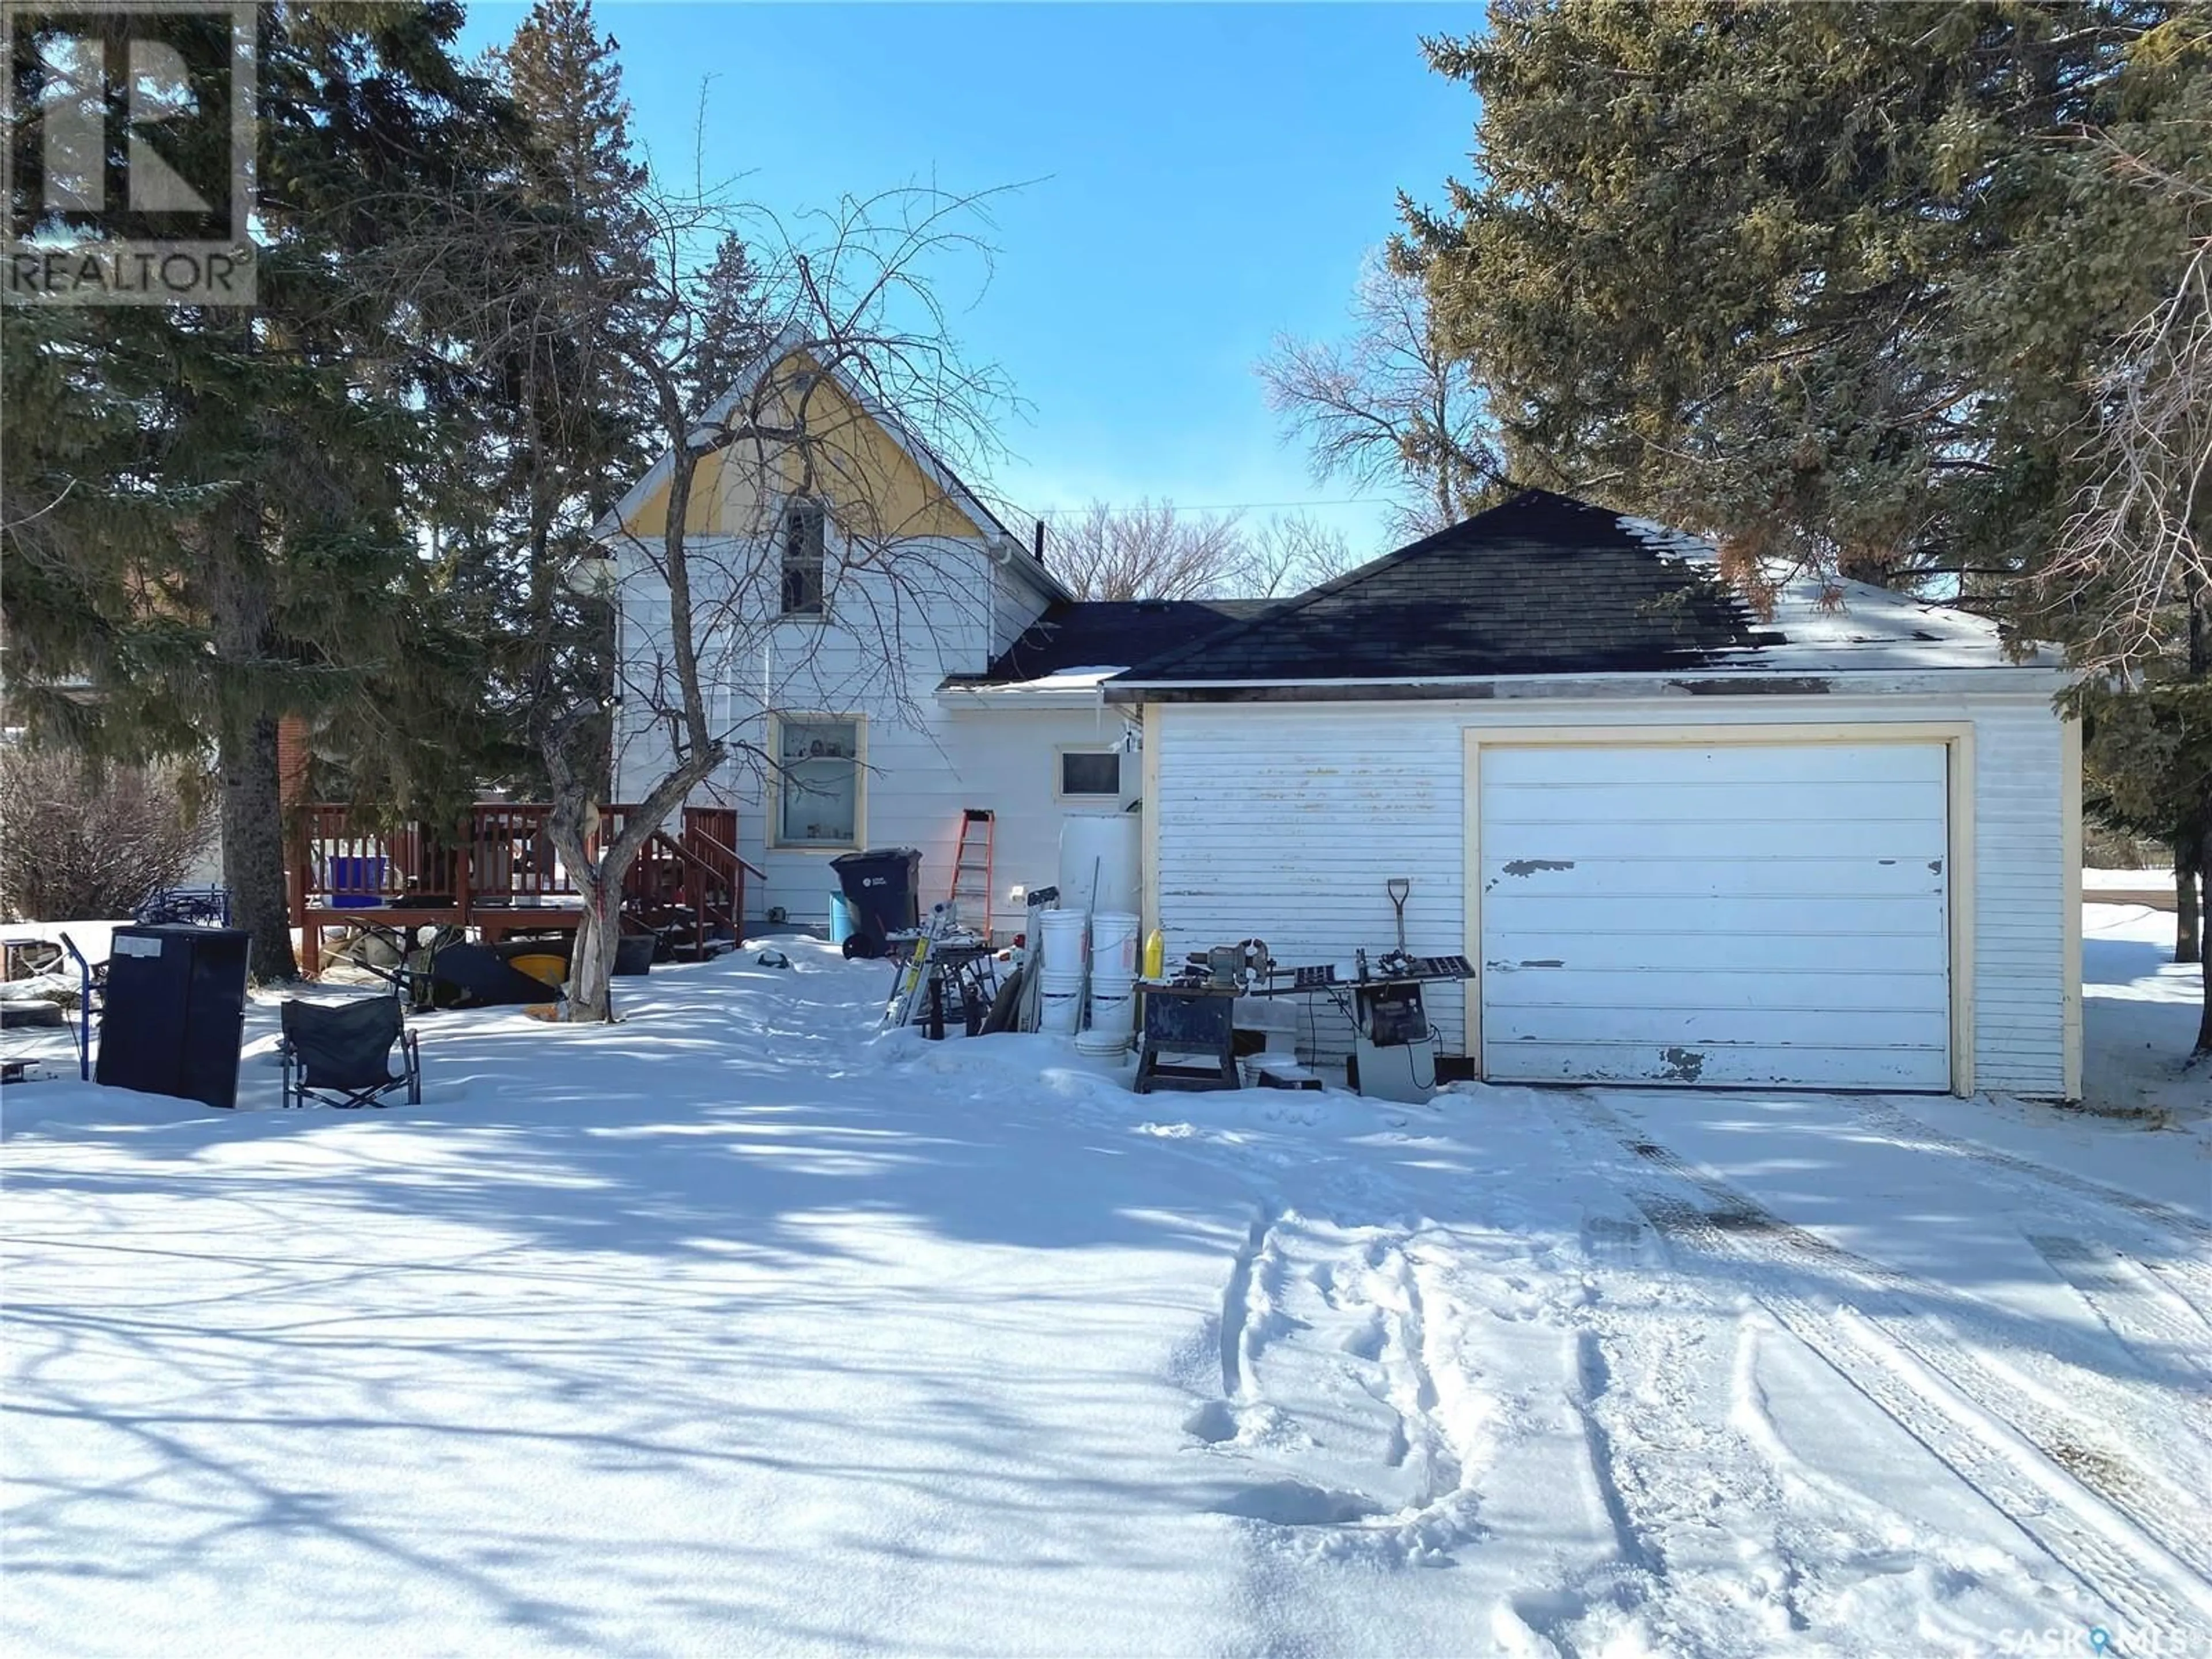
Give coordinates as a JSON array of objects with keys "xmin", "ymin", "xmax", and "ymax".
[{"xmin": 293, "ymin": 802, "xmax": 761, "ymax": 949}]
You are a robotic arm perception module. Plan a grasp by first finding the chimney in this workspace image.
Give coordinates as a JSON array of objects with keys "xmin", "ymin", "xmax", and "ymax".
[{"xmin": 1032, "ymin": 518, "xmax": 1046, "ymax": 563}]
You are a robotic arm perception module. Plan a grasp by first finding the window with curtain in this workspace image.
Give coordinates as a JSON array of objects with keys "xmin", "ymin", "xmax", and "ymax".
[{"xmin": 775, "ymin": 717, "xmax": 860, "ymax": 846}]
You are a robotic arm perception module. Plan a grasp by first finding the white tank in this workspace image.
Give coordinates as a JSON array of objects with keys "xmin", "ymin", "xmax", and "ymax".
[{"xmin": 1058, "ymin": 811, "xmax": 1141, "ymax": 919}]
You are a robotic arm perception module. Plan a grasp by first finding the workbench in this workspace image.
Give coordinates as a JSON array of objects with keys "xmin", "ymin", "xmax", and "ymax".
[{"xmin": 1131, "ymin": 980, "xmax": 1241, "ymax": 1094}]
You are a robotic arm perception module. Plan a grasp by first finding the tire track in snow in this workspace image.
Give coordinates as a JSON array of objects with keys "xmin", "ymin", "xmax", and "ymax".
[
  {"xmin": 1577, "ymin": 1093, "xmax": 2211, "ymax": 1428},
  {"xmin": 1551, "ymin": 1097, "xmax": 2212, "ymax": 1638},
  {"xmin": 1844, "ymin": 1100, "xmax": 2212, "ymax": 1309},
  {"xmin": 1630, "ymin": 1188, "xmax": 2212, "ymax": 1648},
  {"xmin": 1847, "ymin": 1099, "xmax": 2212, "ymax": 1240},
  {"xmin": 1593, "ymin": 1122, "xmax": 2212, "ymax": 1589},
  {"xmin": 2029, "ymin": 1234, "xmax": 2212, "ymax": 1386}
]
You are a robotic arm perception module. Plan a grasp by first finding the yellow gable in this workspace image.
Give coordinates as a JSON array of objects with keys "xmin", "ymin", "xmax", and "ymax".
[{"xmin": 616, "ymin": 354, "xmax": 990, "ymax": 544}]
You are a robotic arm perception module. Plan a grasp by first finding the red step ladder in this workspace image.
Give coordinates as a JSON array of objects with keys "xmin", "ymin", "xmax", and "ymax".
[{"xmin": 949, "ymin": 808, "xmax": 995, "ymax": 930}]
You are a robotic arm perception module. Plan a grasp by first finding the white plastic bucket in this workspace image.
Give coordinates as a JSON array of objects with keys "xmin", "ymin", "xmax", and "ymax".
[
  {"xmin": 1238, "ymin": 1051, "xmax": 1301, "ymax": 1088},
  {"xmin": 1037, "ymin": 910, "xmax": 1088, "ymax": 974},
  {"xmin": 1039, "ymin": 986, "xmax": 1082, "ymax": 1035},
  {"xmin": 1092, "ymin": 982, "xmax": 1141, "ymax": 1022},
  {"xmin": 1077, "ymin": 989, "xmax": 1132, "ymax": 1053},
  {"xmin": 1090, "ymin": 912, "xmax": 1140, "ymax": 980},
  {"xmin": 1086, "ymin": 983, "xmax": 1136, "ymax": 1036}
]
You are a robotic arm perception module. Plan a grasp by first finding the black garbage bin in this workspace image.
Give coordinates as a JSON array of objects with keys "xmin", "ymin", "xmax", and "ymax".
[
  {"xmin": 94, "ymin": 925, "xmax": 252, "ymax": 1109},
  {"xmin": 830, "ymin": 847, "xmax": 922, "ymax": 959}
]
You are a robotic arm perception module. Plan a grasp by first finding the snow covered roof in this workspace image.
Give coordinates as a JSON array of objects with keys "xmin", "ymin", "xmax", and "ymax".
[
  {"xmin": 941, "ymin": 665, "xmax": 1130, "ymax": 700},
  {"xmin": 1613, "ymin": 514, "xmax": 2041, "ymax": 675},
  {"xmin": 1106, "ymin": 490, "xmax": 2055, "ymax": 695}
]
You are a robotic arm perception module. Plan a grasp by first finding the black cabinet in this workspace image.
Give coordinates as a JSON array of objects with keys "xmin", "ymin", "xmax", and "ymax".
[{"xmin": 94, "ymin": 926, "xmax": 252, "ymax": 1109}]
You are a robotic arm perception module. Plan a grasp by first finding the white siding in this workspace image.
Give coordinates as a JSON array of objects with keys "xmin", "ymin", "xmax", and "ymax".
[
  {"xmin": 925, "ymin": 702, "xmax": 1135, "ymax": 934},
  {"xmin": 1972, "ymin": 700, "xmax": 2069, "ymax": 1095},
  {"xmin": 1152, "ymin": 694, "xmax": 2070, "ymax": 1096},
  {"xmin": 1154, "ymin": 704, "xmax": 1469, "ymax": 1062},
  {"xmin": 613, "ymin": 532, "xmax": 1129, "ymax": 935},
  {"xmin": 704, "ymin": 700, "xmax": 1130, "ymax": 937}
]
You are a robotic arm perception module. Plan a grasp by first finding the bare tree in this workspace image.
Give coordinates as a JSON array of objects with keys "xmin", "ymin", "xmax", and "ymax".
[
  {"xmin": 2041, "ymin": 202, "xmax": 2211, "ymax": 1058},
  {"xmin": 1260, "ymin": 254, "xmax": 1501, "ymax": 537},
  {"xmin": 568, "ymin": 185, "xmax": 1014, "ymax": 1020},
  {"xmin": 1044, "ymin": 501, "xmax": 1249, "ymax": 600},
  {"xmin": 0, "ymin": 748, "xmax": 214, "ymax": 922},
  {"xmin": 1236, "ymin": 512, "xmax": 1368, "ymax": 597},
  {"xmin": 2046, "ymin": 235, "xmax": 2212, "ymax": 672}
]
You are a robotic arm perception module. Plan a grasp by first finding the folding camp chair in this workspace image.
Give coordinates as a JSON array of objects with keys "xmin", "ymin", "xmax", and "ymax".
[{"xmin": 278, "ymin": 997, "xmax": 421, "ymax": 1109}]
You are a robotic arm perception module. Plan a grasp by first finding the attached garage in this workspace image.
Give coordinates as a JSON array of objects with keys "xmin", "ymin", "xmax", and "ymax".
[
  {"xmin": 1474, "ymin": 736, "xmax": 1957, "ymax": 1091},
  {"xmin": 1111, "ymin": 490, "xmax": 2081, "ymax": 1100}
]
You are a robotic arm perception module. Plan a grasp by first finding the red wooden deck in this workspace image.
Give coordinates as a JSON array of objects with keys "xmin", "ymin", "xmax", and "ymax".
[{"xmin": 287, "ymin": 802, "xmax": 760, "ymax": 975}]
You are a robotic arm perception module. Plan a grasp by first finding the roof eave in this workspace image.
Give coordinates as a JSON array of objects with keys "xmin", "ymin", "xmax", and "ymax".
[
  {"xmin": 937, "ymin": 679, "xmax": 1118, "ymax": 708},
  {"xmin": 1101, "ymin": 664, "xmax": 2073, "ymax": 704}
]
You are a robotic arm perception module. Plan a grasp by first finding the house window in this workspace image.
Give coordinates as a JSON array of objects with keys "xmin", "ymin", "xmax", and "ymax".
[
  {"xmin": 1058, "ymin": 748, "xmax": 1121, "ymax": 799},
  {"xmin": 774, "ymin": 715, "xmax": 861, "ymax": 847},
  {"xmin": 781, "ymin": 500, "xmax": 825, "ymax": 616}
]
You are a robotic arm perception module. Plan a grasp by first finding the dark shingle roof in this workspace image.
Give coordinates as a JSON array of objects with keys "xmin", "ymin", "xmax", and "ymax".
[
  {"xmin": 1115, "ymin": 490, "xmax": 1758, "ymax": 685},
  {"xmin": 958, "ymin": 598, "xmax": 1277, "ymax": 687}
]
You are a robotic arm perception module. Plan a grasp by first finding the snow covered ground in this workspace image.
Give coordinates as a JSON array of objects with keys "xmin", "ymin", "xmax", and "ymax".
[
  {"xmin": 4, "ymin": 914, "xmax": 2209, "ymax": 1657},
  {"xmin": 2071, "ymin": 902, "xmax": 2210, "ymax": 1132},
  {"xmin": 2082, "ymin": 868, "xmax": 2179, "ymax": 902}
]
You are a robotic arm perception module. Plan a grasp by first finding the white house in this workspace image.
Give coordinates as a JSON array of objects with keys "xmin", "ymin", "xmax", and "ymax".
[
  {"xmin": 595, "ymin": 347, "xmax": 1253, "ymax": 938},
  {"xmin": 1104, "ymin": 490, "xmax": 2081, "ymax": 1099},
  {"xmin": 600, "ymin": 369, "xmax": 2077, "ymax": 1101}
]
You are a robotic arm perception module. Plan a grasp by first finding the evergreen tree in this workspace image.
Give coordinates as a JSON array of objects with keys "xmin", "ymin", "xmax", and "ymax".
[
  {"xmin": 438, "ymin": 0, "xmax": 656, "ymax": 808},
  {"xmin": 1406, "ymin": 2, "xmax": 2198, "ymax": 594},
  {"xmin": 1407, "ymin": 1, "xmax": 2212, "ymax": 1058},
  {"xmin": 687, "ymin": 233, "xmax": 773, "ymax": 408},
  {"xmin": 3, "ymin": 2, "xmax": 511, "ymax": 978}
]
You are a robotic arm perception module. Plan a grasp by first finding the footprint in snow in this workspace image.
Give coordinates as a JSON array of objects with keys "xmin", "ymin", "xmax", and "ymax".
[
  {"xmin": 1184, "ymin": 1400, "xmax": 1238, "ymax": 1444},
  {"xmin": 1339, "ymin": 1308, "xmax": 1388, "ymax": 1361}
]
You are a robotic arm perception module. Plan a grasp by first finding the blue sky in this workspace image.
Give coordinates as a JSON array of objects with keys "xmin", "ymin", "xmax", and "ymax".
[{"xmin": 460, "ymin": 2, "xmax": 1478, "ymax": 554}]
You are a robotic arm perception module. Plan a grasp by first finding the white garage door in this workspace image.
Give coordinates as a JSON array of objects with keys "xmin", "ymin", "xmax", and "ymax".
[{"xmin": 1478, "ymin": 742, "xmax": 1951, "ymax": 1090}]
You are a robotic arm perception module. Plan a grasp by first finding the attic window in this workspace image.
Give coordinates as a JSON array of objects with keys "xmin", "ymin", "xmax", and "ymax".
[{"xmin": 781, "ymin": 500, "xmax": 825, "ymax": 616}]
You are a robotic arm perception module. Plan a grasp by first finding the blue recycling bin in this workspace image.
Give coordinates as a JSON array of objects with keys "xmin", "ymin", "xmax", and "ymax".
[{"xmin": 828, "ymin": 892, "xmax": 857, "ymax": 950}]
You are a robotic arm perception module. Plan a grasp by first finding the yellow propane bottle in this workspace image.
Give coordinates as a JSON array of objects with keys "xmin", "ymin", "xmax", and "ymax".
[{"xmin": 1142, "ymin": 927, "xmax": 1165, "ymax": 979}]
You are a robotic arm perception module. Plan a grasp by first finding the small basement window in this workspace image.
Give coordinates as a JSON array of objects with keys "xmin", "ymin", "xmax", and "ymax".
[
  {"xmin": 781, "ymin": 500, "xmax": 825, "ymax": 616},
  {"xmin": 1058, "ymin": 748, "xmax": 1121, "ymax": 799},
  {"xmin": 774, "ymin": 715, "xmax": 861, "ymax": 847}
]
